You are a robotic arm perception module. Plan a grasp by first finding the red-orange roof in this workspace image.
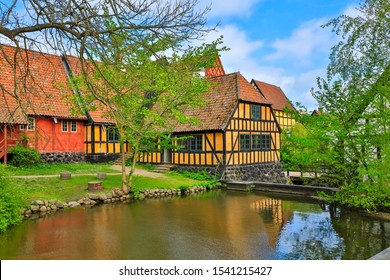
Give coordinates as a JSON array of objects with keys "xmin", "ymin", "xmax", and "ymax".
[
  {"xmin": 65, "ymin": 55, "xmax": 114, "ymax": 124},
  {"xmin": 0, "ymin": 45, "xmax": 87, "ymax": 121},
  {"xmin": 205, "ymin": 56, "xmax": 226, "ymax": 77},
  {"xmin": 173, "ymin": 72, "xmax": 270, "ymax": 132},
  {"xmin": 251, "ymin": 80, "xmax": 295, "ymax": 111}
]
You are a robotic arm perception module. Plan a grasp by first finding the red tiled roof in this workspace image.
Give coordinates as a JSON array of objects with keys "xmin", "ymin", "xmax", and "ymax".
[
  {"xmin": 173, "ymin": 72, "xmax": 270, "ymax": 132},
  {"xmin": 65, "ymin": 55, "xmax": 114, "ymax": 124},
  {"xmin": 252, "ymin": 80, "xmax": 295, "ymax": 111},
  {"xmin": 0, "ymin": 45, "xmax": 87, "ymax": 121},
  {"xmin": 205, "ymin": 56, "xmax": 226, "ymax": 77}
]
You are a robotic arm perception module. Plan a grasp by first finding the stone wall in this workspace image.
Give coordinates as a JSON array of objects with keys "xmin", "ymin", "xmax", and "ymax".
[
  {"xmin": 224, "ymin": 162, "xmax": 288, "ymax": 183},
  {"xmin": 85, "ymin": 153, "xmax": 121, "ymax": 163},
  {"xmin": 40, "ymin": 152, "xmax": 85, "ymax": 164},
  {"xmin": 172, "ymin": 162, "xmax": 287, "ymax": 183}
]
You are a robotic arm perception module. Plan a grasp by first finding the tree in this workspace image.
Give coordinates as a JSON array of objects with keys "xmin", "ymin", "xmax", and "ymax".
[
  {"xmin": 310, "ymin": 0, "xmax": 390, "ymax": 210},
  {"xmin": 0, "ymin": 0, "xmax": 215, "ymax": 111},
  {"xmin": 0, "ymin": 0, "xmax": 222, "ymax": 192},
  {"xmin": 72, "ymin": 28, "xmax": 224, "ymax": 192}
]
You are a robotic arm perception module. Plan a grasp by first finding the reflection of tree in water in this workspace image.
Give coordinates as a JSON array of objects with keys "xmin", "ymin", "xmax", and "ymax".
[
  {"xmin": 329, "ymin": 207, "xmax": 390, "ymax": 260},
  {"xmin": 276, "ymin": 211, "xmax": 346, "ymax": 260}
]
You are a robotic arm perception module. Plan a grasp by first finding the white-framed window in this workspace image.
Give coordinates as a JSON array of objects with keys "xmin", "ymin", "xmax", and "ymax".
[
  {"xmin": 27, "ymin": 117, "xmax": 35, "ymax": 131},
  {"xmin": 71, "ymin": 121, "xmax": 77, "ymax": 132},
  {"xmin": 19, "ymin": 125, "xmax": 25, "ymax": 131},
  {"xmin": 62, "ymin": 121, "xmax": 68, "ymax": 132}
]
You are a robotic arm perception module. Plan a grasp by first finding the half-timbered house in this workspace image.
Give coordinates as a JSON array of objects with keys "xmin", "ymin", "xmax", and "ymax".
[
  {"xmin": 251, "ymin": 80, "xmax": 295, "ymax": 130},
  {"xmin": 139, "ymin": 72, "xmax": 286, "ymax": 182},
  {"xmin": 0, "ymin": 45, "xmax": 87, "ymax": 163}
]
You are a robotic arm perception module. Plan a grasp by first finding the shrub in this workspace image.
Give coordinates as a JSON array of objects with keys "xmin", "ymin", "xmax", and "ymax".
[
  {"xmin": 10, "ymin": 145, "xmax": 44, "ymax": 167},
  {"xmin": 0, "ymin": 166, "xmax": 23, "ymax": 233}
]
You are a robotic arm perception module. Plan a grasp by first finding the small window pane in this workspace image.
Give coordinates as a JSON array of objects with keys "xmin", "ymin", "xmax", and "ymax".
[
  {"xmin": 62, "ymin": 121, "xmax": 68, "ymax": 132},
  {"xmin": 240, "ymin": 134, "xmax": 250, "ymax": 150},
  {"xmin": 261, "ymin": 135, "xmax": 271, "ymax": 150},
  {"xmin": 71, "ymin": 121, "xmax": 77, "ymax": 132},
  {"xmin": 251, "ymin": 105, "xmax": 261, "ymax": 120},
  {"xmin": 190, "ymin": 135, "xmax": 202, "ymax": 151},
  {"xmin": 27, "ymin": 118, "xmax": 35, "ymax": 131},
  {"xmin": 252, "ymin": 135, "xmax": 261, "ymax": 150},
  {"xmin": 108, "ymin": 128, "xmax": 120, "ymax": 142}
]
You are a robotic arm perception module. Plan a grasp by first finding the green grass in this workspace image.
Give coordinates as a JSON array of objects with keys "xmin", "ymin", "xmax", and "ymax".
[
  {"xmin": 5, "ymin": 162, "xmax": 119, "ymax": 176},
  {"xmin": 9, "ymin": 173, "xmax": 204, "ymax": 204},
  {"xmin": 4, "ymin": 162, "xmax": 213, "ymax": 205}
]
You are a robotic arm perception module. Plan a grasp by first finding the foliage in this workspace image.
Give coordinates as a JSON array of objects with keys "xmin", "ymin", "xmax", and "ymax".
[
  {"xmin": 171, "ymin": 169, "xmax": 215, "ymax": 181},
  {"xmin": 0, "ymin": 0, "xmax": 221, "ymax": 193},
  {"xmin": 0, "ymin": 165, "xmax": 23, "ymax": 233},
  {"xmin": 72, "ymin": 20, "xmax": 226, "ymax": 191},
  {"xmin": 282, "ymin": 1, "xmax": 390, "ymax": 211},
  {"xmin": 307, "ymin": 0, "xmax": 390, "ymax": 210},
  {"xmin": 9, "ymin": 145, "xmax": 44, "ymax": 167}
]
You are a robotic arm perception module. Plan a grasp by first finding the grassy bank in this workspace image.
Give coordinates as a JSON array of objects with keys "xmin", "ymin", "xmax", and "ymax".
[
  {"xmin": 1, "ymin": 162, "xmax": 217, "ymax": 233},
  {"xmin": 5, "ymin": 162, "xmax": 119, "ymax": 176},
  {"xmin": 4, "ymin": 163, "xmax": 212, "ymax": 205}
]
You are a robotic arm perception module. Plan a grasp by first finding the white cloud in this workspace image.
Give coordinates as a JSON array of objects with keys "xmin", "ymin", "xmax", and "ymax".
[
  {"xmin": 204, "ymin": 24, "xmax": 264, "ymax": 71},
  {"xmin": 265, "ymin": 19, "xmax": 336, "ymax": 66},
  {"xmin": 342, "ymin": 5, "xmax": 362, "ymax": 17},
  {"xmin": 199, "ymin": 0, "xmax": 264, "ymax": 18}
]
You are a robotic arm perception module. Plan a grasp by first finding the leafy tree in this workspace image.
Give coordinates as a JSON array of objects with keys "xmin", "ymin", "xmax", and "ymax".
[
  {"xmin": 72, "ymin": 24, "xmax": 225, "ymax": 191},
  {"xmin": 308, "ymin": 0, "xmax": 389, "ymax": 210},
  {"xmin": 0, "ymin": 0, "xmax": 215, "ymax": 112}
]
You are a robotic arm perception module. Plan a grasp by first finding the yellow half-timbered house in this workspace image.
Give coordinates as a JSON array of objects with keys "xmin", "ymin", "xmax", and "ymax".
[
  {"xmin": 251, "ymin": 80, "xmax": 295, "ymax": 131},
  {"xmin": 139, "ymin": 72, "xmax": 287, "ymax": 182}
]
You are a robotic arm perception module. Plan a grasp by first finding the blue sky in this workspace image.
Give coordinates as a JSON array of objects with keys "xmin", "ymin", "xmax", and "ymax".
[{"xmin": 198, "ymin": 0, "xmax": 360, "ymax": 111}]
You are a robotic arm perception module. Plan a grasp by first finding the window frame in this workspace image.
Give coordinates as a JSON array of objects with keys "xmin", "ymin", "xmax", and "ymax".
[
  {"xmin": 240, "ymin": 134, "xmax": 251, "ymax": 151},
  {"xmin": 251, "ymin": 134, "xmax": 262, "ymax": 150},
  {"xmin": 251, "ymin": 104, "xmax": 261, "ymax": 120},
  {"xmin": 71, "ymin": 121, "xmax": 77, "ymax": 132},
  {"xmin": 62, "ymin": 121, "xmax": 68, "ymax": 132},
  {"xmin": 27, "ymin": 117, "xmax": 35, "ymax": 131},
  {"xmin": 107, "ymin": 128, "xmax": 120, "ymax": 143},
  {"xmin": 189, "ymin": 135, "xmax": 202, "ymax": 151},
  {"xmin": 261, "ymin": 134, "xmax": 271, "ymax": 150}
]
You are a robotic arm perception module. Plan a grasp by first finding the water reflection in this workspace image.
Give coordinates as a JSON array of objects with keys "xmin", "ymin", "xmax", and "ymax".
[{"xmin": 0, "ymin": 191, "xmax": 389, "ymax": 260}]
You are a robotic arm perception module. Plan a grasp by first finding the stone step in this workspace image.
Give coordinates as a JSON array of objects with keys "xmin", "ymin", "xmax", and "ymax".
[{"xmin": 153, "ymin": 164, "xmax": 173, "ymax": 173}]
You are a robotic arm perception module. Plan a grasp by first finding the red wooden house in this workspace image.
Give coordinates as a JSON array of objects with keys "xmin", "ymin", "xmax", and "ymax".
[{"xmin": 0, "ymin": 45, "xmax": 87, "ymax": 163}]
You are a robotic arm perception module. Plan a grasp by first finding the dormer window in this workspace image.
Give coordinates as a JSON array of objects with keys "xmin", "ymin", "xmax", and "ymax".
[{"xmin": 251, "ymin": 105, "xmax": 261, "ymax": 120}]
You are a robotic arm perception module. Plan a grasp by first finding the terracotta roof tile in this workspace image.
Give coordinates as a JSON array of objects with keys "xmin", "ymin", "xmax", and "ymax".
[
  {"xmin": 205, "ymin": 57, "xmax": 226, "ymax": 77},
  {"xmin": 0, "ymin": 45, "xmax": 87, "ymax": 121},
  {"xmin": 173, "ymin": 72, "xmax": 269, "ymax": 133},
  {"xmin": 252, "ymin": 80, "xmax": 295, "ymax": 111}
]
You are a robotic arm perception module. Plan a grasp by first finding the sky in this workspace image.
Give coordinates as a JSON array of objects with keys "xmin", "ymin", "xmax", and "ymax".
[{"xmin": 197, "ymin": 0, "xmax": 361, "ymax": 111}]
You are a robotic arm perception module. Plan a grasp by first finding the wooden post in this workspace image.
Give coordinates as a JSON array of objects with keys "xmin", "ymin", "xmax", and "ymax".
[{"xmin": 4, "ymin": 124, "xmax": 7, "ymax": 166}]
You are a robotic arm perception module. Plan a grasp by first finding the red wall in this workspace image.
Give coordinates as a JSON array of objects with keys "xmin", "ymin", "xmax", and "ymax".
[{"xmin": 24, "ymin": 117, "xmax": 85, "ymax": 153}]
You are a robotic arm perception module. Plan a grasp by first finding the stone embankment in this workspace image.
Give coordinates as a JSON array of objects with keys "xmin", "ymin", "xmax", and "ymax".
[{"xmin": 20, "ymin": 186, "xmax": 209, "ymax": 218}]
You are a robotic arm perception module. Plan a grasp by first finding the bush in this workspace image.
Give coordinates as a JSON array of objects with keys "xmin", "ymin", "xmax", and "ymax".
[
  {"xmin": 0, "ymin": 166, "xmax": 23, "ymax": 233},
  {"xmin": 10, "ymin": 145, "xmax": 44, "ymax": 167}
]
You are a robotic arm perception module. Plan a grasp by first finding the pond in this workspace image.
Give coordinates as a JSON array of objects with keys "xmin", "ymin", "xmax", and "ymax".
[{"xmin": 0, "ymin": 190, "xmax": 389, "ymax": 260}]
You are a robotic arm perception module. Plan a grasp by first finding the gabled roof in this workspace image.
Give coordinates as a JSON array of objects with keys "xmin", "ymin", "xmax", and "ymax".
[
  {"xmin": 251, "ymin": 80, "xmax": 295, "ymax": 112},
  {"xmin": 205, "ymin": 56, "xmax": 226, "ymax": 77},
  {"xmin": 0, "ymin": 45, "xmax": 87, "ymax": 122},
  {"xmin": 173, "ymin": 72, "xmax": 270, "ymax": 133},
  {"xmin": 64, "ymin": 55, "xmax": 114, "ymax": 124}
]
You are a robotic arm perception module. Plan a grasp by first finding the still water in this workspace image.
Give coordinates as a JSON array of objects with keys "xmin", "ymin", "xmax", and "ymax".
[{"xmin": 0, "ymin": 190, "xmax": 389, "ymax": 260}]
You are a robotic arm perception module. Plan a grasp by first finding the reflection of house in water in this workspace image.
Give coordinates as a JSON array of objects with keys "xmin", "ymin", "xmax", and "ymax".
[{"xmin": 251, "ymin": 198, "xmax": 293, "ymax": 248}]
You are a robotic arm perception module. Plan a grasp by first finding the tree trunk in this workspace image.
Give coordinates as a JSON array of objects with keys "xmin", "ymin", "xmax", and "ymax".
[
  {"xmin": 126, "ymin": 146, "xmax": 139, "ymax": 192},
  {"xmin": 119, "ymin": 126, "xmax": 128, "ymax": 193}
]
